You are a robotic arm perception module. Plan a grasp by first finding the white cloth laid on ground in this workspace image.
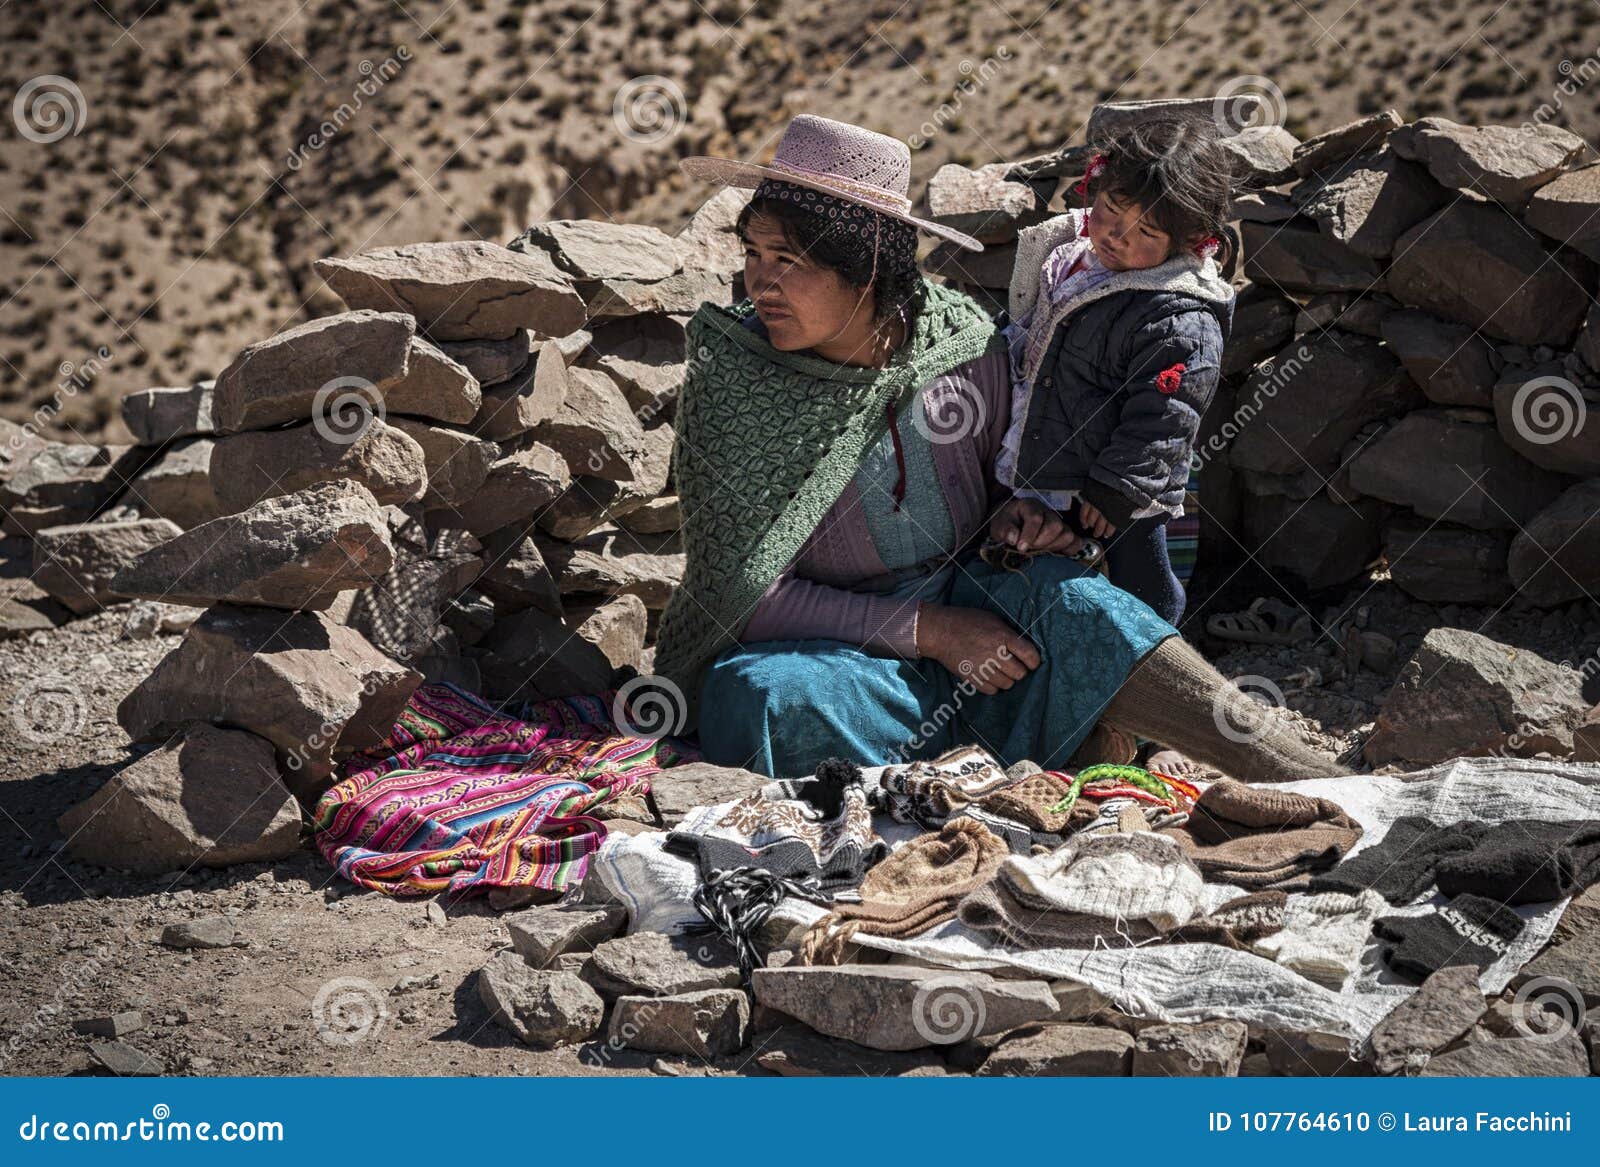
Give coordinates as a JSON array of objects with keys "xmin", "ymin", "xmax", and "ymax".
[
  {"xmin": 852, "ymin": 757, "xmax": 1600, "ymax": 1048},
  {"xmin": 1250, "ymin": 889, "xmax": 1388, "ymax": 990}
]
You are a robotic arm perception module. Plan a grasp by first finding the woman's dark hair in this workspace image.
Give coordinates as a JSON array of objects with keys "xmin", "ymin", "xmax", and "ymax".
[
  {"xmin": 735, "ymin": 196, "xmax": 927, "ymax": 325},
  {"xmin": 1085, "ymin": 117, "xmax": 1239, "ymax": 266}
]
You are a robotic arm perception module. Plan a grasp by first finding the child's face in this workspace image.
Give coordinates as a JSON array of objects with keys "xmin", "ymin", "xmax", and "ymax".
[{"xmin": 1088, "ymin": 191, "xmax": 1174, "ymax": 271}]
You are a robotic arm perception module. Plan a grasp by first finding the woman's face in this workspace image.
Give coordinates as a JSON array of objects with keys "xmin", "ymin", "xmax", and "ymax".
[
  {"xmin": 1088, "ymin": 190, "xmax": 1174, "ymax": 271},
  {"xmin": 741, "ymin": 210, "xmax": 873, "ymax": 352}
]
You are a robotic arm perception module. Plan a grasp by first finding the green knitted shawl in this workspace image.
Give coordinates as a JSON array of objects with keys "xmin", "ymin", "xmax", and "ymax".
[{"xmin": 654, "ymin": 279, "xmax": 1004, "ymax": 723}]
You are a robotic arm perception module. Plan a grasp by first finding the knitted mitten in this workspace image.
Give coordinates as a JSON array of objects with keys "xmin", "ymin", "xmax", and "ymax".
[
  {"xmin": 1098, "ymin": 638, "xmax": 1346, "ymax": 783},
  {"xmin": 1435, "ymin": 820, "xmax": 1600, "ymax": 906},
  {"xmin": 1309, "ymin": 817, "xmax": 1487, "ymax": 904},
  {"xmin": 1373, "ymin": 894, "xmax": 1527, "ymax": 983}
]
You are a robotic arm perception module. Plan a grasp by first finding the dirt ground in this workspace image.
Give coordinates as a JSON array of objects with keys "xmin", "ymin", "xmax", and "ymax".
[{"xmin": 3, "ymin": 552, "xmax": 1596, "ymax": 1077}]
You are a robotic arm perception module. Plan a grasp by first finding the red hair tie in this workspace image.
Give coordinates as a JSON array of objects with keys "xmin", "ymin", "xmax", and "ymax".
[
  {"xmin": 1193, "ymin": 234, "xmax": 1221, "ymax": 260},
  {"xmin": 1071, "ymin": 152, "xmax": 1109, "ymax": 197}
]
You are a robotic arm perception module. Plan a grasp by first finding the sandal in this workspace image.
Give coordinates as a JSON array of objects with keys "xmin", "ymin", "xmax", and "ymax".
[{"xmin": 1205, "ymin": 597, "xmax": 1313, "ymax": 646}]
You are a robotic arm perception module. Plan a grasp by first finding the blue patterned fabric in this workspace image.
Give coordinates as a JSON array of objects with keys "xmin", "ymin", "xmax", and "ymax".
[{"xmin": 697, "ymin": 551, "xmax": 1176, "ymax": 778}]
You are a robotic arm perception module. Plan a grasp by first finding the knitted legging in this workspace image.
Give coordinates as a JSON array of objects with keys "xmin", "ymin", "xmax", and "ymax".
[{"xmin": 1099, "ymin": 638, "xmax": 1346, "ymax": 784}]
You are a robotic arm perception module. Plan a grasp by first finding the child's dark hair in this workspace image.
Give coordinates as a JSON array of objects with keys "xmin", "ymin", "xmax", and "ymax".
[
  {"xmin": 735, "ymin": 197, "xmax": 927, "ymax": 325},
  {"xmin": 1084, "ymin": 117, "xmax": 1239, "ymax": 266}
]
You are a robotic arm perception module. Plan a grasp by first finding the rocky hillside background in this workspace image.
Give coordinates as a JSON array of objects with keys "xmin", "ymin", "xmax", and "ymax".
[{"xmin": 4, "ymin": 0, "xmax": 1599, "ymax": 440}]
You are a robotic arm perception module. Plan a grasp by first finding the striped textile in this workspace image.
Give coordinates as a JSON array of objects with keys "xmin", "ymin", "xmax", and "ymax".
[
  {"xmin": 1167, "ymin": 464, "xmax": 1201, "ymax": 586},
  {"xmin": 313, "ymin": 683, "xmax": 698, "ymax": 897}
]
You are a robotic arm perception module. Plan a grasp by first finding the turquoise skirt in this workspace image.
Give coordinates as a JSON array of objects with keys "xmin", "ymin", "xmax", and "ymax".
[{"xmin": 696, "ymin": 551, "xmax": 1176, "ymax": 779}]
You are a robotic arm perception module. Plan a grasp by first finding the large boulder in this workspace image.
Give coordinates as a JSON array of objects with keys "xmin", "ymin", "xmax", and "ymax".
[
  {"xmin": 1219, "ymin": 125, "xmax": 1299, "ymax": 186},
  {"xmin": 1507, "ymin": 479, "xmax": 1600, "ymax": 607},
  {"xmin": 673, "ymin": 188, "xmax": 748, "ymax": 275},
  {"xmin": 534, "ymin": 425, "xmax": 672, "ymax": 540},
  {"xmin": 439, "ymin": 330, "xmax": 535, "ymax": 387},
  {"xmin": 1291, "ymin": 110, "xmax": 1402, "ymax": 177},
  {"xmin": 1525, "ymin": 162, "xmax": 1600, "ymax": 262},
  {"xmin": 1365, "ymin": 627, "xmax": 1588, "ymax": 766},
  {"xmin": 1242, "ymin": 494, "xmax": 1384, "ymax": 590},
  {"xmin": 530, "ymin": 367, "xmax": 646, "ymax": 482},
  {"xmin": 1132, "ymin": 1020, "xmax": 1247, "ymax": 1077},
  {"xmin": 345, "ymin": 520, "xmax": 481, "ymax": 661},
  {"xmin": 387, "ymin": 419, "xmax": 498, "ymax": 509},
  {"xmin": 1228, "ymin": 330, "xmax": 1419, "ymax": 490},
  {"xmin": 477, "ymin": 952, "xmax": 604, "ymax": 1047},
  {"xmin": 1367, "ymin": 966, "xmax": 1488, "ymax": 1076},
  {"xmin": 608, "ymin": 989, "xmax": 751, "ymax": 1058},
  {"xmin": 749, "ymin": 964, "xmax": 1056, "ymax": 1052},
  {"xmin": 1388, "ymin": 117, "xmax": 1585, "ymax": 207},
  {"xmin": 977, "ymin": 1023, "xmax": 1135, "ymax": 1075},
  {"xmin": 1493, "ymin": 365, "xmax": 1600, "ymax": 477},
  {"xmin": 1383, "ymin": 520, "xmax": 1512, "ymax": 605},
  {"xmin": 1292, "ymin": 148, "xmax": 1448, "ymax": 258},
  {"xmin": 112, "ymin": 481, "xmax": 393, "ymax": 610},
  {"xmin": 212, "ymin": 310, "xmax": 415, "ymax": 433},
  {"xmin": 433, "ymin": 443, "xmax": 571, "ymax": 538},
  {"xmin": 57, "ymin": 724, "xmax": 300, "ymax": 874},
  {"xmin": 1418, "ymin": 1032, "xmax": 1590, "ymax": 1077},
  {"xmin": 315, "ymin": 241, "xmax": 586, "ymax": 341},
  {"xmin": 117, "ymin": 605, "xmax": 421, "ymax": 799},
  {"xmin": 580, "ymin": 268, "xmax": 734, "ymax": 319},
  {"xmin": 478, "ymin": 593, "xmax": 646, "ymax": 701},
  {"xmin": 1347, "ymin": 409, "xmax": 1565, "ymax": 530},
  {"xmin": 210, "ymin": 419, "xmax": 427, "ymax": 512},
  {"xmin": 1387, "ymin": 202, "xmax": 1593, "ymax": 346},
  {"xmin": 510, "ymin": 220, "xmax": 681, "ymax": 281},
  {"xmin": 32, "ymin": 518, "xmax": 182, "ymax": 615},
  {"xmin": 506, "ymin": 903, "xmax": 626, "ymax": 968},
  {"xmin": 1220, "ymin": 285, "xmax": 1296, "ymax": 377},
  {"xmin": 130, "ymin": 440, "xmax": 223, "ymax": 530},
  {"xmin": 120, "ymin": 381, "xmax": 214, "ymax": 444},
  {"xmin": 1241, "ymin": 220, "xmax": 1386, "ymax": 293},
  {"xmin": 382, "ymin": 337, "xmax": 481, "ymax": 424},
  {"xmin": 474, "ymin": 528, "xmax": 563, "ymax": 615},
  {"xmin": 925, "ymin": 162, "xmax": 1050, "ymax": 242},
  {"xmin": 473, "ymin": 341, "xmax": 569, "ymax": 441},
  {"xmin": 581, "ymin": 932, "xmax": 741, "ymax": 999},
  {"xmin": 0, "ymin": 442, "xmax": 151, "ymax": 535},
  {"xmin": 535, "ymin": 526, "xmax": 683, "ymax": 610},
  {"xmin": 581, "ymin": 315, "xmax": 686, "ymax": 418},
  {"xmin": 1380, "ymin": 310, "xmax": 1502, "ymax": 409}
]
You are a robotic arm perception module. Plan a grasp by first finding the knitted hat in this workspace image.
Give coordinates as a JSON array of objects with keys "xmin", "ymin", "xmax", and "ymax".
[
  {"xmin": 1373, "ymin": 894, "xmax": 1527, "ymax": 984},
  {"xmin": 1170, "ymin": 889, "xmax": 1288, "ymax": 950},
  {"xmin": 1250, "ymin": 889, "xmax": 1386, "ymax": 989},
  {"xmin": 959, "ymin": 832, "xmax": 1207, "ymax": 949},
  {"xmin": 975, "ymin": 772, "xmax": 1086, "ymax": 834},
  {"xmin": 801, "ymin": 818, "xmax": 1008, "ymax": 964},
  {"xmin": 1163, "ymin": 781, "xmax": 1364, "ymax": 892}
]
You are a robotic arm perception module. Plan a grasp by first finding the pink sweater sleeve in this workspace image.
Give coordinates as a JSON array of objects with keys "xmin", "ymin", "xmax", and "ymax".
[{"xmin": 739, "ymin": 563, "xmax": 921, "ymax": 658}]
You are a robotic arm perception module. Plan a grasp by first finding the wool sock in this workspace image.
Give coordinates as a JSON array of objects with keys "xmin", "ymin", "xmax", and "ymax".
[
  {"xmin": 1251, "ymin": 889, "xmax": 1386, "ymax": 989},
  {"xmin": 1435, "ymin": 819, "xmax": 1600, "ymax": 906},
  {"xmin": 1373, "ymin": 894, "xmax": 1527, "ymax": 983},
  {"xmin": 1308, "ymin": 817, "xmax": 1487, "ymax": 904},
  {"xmin": 1099, "ymin": 637, "xmax": 1346, "ymax": 783},
  {"xmin": 1170, "ymin": 889, "xmax": 1288, "ymax": 949}
]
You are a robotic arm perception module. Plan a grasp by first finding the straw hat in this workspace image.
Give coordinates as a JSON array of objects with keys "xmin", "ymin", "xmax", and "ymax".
[{"xmin": 680, "ymin": 114, "xmax": 984, "ymax": 252}]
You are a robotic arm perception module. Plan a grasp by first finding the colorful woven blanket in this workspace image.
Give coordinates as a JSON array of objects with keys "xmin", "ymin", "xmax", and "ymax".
[{"xmin": 314, "ymin": 684, "xmax": 696, "ymax": 897}]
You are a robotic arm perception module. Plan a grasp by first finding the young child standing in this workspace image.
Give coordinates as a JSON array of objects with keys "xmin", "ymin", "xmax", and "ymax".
[{"xmin": 995, "ymin": 118, "xmax": 1236, "ymax": 628}]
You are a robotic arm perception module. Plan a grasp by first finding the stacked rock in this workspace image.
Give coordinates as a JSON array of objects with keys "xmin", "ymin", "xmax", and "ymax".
[
  {"xmin": 917, "ymin": 104, "xmax": 1599, "ymax": 607},
  {"xmin": 47, "ymin": 194, "xmax": 744, "ymax": 875}
]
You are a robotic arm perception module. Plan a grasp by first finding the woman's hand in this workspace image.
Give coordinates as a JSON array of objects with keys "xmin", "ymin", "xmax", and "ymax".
[
  {"xmin": 989, "ymin": 497, "xmax": 1083, "ymax": 555},
  {"xmin": 916, "ymin": 603, "xmax": 1041, "ymax": 694}
]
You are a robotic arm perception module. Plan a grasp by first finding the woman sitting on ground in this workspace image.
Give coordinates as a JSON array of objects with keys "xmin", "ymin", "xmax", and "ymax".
[{"xmin": 651, "ymin": 114, "xmax": 1342, "ymax": 784}]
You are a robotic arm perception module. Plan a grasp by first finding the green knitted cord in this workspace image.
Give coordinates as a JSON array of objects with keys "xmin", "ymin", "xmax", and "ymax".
[{"xmin": 654, "ymin": 279, "xmax": 1003, "ymax": 722}]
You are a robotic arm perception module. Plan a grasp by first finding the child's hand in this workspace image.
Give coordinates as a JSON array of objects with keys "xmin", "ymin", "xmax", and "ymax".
[
  {"xmin": 1078, "ymin": 501, "xmax": 1118, "ymax": 538},
  {"xmin": 989, "ymin": 497, "xmax": 1083, "ymax": 554}
]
